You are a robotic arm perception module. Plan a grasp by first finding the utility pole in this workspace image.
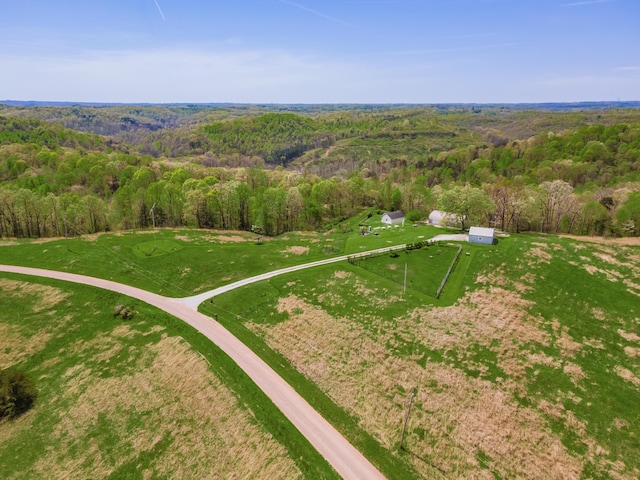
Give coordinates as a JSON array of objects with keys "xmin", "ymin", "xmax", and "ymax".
[
  {"xmin": 63, "ymin": 216, "xmax": 70, "ymax": 252},
  {"xmin": 150, "ymin": 203, "xmax": 157, "ymax": 252},
  {"xmin": 403, "ymin": 262, "xmax": 408, "ymax": 296},
  {"xmin": 400, "ymin": 388, "xmax": 416, "ymax": 450}
]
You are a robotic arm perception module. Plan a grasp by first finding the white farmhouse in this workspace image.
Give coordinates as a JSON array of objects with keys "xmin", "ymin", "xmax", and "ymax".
[{"xmin": 381, "ymin": 210, "xmax": 405, "ymax": 225}]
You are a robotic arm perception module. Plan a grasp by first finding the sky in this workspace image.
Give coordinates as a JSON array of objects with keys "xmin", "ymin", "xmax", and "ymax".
[{"xmin": 0, "ymin": 0, "xmax": 638, "ymax": 104}]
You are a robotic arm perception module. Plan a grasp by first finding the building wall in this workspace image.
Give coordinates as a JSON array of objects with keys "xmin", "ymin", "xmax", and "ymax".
[
  {"xmin": 469, "ymin": 234, "xmax": 493, "ymax": 245},
  {"xmin": 382, "ymin": 214, "xmax": 404, "ymax": 225}
]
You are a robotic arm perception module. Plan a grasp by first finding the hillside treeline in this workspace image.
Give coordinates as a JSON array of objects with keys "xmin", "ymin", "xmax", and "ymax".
[{"xmin": 0, "ymin": 109, "xmax": 639, "ymax": 239}]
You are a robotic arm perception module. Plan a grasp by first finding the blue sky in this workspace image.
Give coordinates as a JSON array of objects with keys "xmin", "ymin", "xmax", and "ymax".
[{"xmin": 1, "ymin": 0, "xmax": 638, "ymax": 103}]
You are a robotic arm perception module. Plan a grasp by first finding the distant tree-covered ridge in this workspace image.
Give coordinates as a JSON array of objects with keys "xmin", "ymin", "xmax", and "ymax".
[{"xmin": 0, "ymin": 107, "xmax": 639, "ymax": 239}]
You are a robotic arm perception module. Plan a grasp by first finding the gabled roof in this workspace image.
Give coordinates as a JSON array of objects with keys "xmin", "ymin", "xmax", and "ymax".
[
  {"xmin": 384, "ymin": 210, "xmax": 405, "ymax": 219},
  {"xmin": 469, "ymin": 226, "xmax": 495, "ymax": 237}
]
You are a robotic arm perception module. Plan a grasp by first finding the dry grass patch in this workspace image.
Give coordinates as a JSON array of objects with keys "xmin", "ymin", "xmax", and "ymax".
[
  {"xmin": 254, "ymin": 294, "xmax": 582, "ymax": 479},
  {"xmin": 0, "ymin": 279, "xmax": 68, "ymax": 313},
  {"xmin": 31, "ymin": 334, "xmax": 301, "ymax": 480},
  {"xmin": 404, "ymin": 287, "xmax": 550, "ymax": 379},
  {"xmin": 211, "ymin": 234, "xmax": 247, "ymax": 243},
  {"xmin": 617, "ymin": 329, "xmax": 640, "ymax": 343},
  {"xmin": 333, "ymin": 271, "xmax": 352, "ymax": 279},
  {"xmin": 614, "ymin": 366, "xmax": 640, "ymax": 387},
  {"xmin": 563, "ymin": 362, "xmax": 587, "ymax": 384},
  {"xmin": 0, "ymin": 324, "xmax": 53, "ymax": 368},
  {"xmin": 283, "ymin": 246, "xmax": 310, "ymax": 255},
  {"xmin": 623, "ymin": 346, "xmax": 640, "ymax": 358},
  {"xmin": 526, "ymin": 242, "xmax": 552, "ymax": 264},
  {"xmin": 561, "ymin": 235, "xmax": 640, "ymax": 247}
]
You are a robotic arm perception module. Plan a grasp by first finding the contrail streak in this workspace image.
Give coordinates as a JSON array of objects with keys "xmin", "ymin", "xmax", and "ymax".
[
  {"xmin": 279, "ymin": 0, "xmax": 355, "ymax": 27},
  {"xmin": 153, "ymin": 0, "xmax": 166, "ymax": 20}
]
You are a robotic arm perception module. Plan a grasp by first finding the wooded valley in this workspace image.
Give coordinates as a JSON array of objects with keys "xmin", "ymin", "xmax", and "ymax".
[{"xmin": 1, "ymin": 104, "xmax": 639, "ymax": 239}]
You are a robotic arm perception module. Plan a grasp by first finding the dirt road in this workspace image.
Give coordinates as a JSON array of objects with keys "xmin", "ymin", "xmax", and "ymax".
[
  {"xmin": 179, "ymin": 233, "xmax": 467, "ymax": 308},
  {"xmin": 0, "ymin": 264, "xmax": 386, "ymax": 480},
  {"xmin": 0, "ymin": 234, "xmax": 468, "ymax": 478}
]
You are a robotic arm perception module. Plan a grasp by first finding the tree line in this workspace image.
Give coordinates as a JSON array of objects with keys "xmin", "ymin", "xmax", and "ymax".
[{"xmin": 0, "ymin": 111, "xmax": 639, "ymax": 239}]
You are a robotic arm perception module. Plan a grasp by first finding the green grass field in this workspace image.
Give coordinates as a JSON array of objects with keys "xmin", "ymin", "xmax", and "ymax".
[
  {"xmin": 209, "ymin": 234, "xmax": 640, "ymax": 479},
  {"xmin": 0, "ymin": 274, "xmax": 338, "ymax": 479},
  {"xmin": 350, "ymin": 242, "xmax": 461, "ymax": 297},
  {"xmin": 2, "ymin": 225, "xmax": 639, "ymax": 479},
  {"xmin": 0, "ymin": 223, "xmax": 446, "ymax": 297}
]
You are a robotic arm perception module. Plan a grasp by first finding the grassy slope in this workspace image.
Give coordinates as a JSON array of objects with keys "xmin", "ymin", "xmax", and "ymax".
[
  {"xmin": 0, "ymin": 274, "xmax": 338, "ymax": 479},
  {"xmin": 0, "ymin": 223, "xmax": 446, "ymax": 297},
  {"xmin": 210, "ymin": 234, "xmax": 640, "ymax": 479},
  {"xmin": 2, "ymin": 227, "xmax": 638, "ymax": 478}
]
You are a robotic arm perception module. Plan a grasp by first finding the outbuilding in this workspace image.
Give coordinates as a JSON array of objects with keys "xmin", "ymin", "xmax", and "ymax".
[
  {"xmin": 381, "ymin": 210, "xmax": 405, "ymax": 225},
  {"xmin": 429, "ymin": 210, "xmax": 463, "ymax": 228},
  {"xmin": 468, "ymin": 226, "xmax": 495, "ymax": 245}
]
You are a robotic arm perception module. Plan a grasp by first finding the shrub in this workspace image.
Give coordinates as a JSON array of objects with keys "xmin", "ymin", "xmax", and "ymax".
[
  {"xmin": 0, "ymin": 368, "xmax": 38, "ymax": 419},
  {"xmin": 406, "ymin": 210, "xmax": 422, "ymax": 222},
  {"xmin": 114, "ymin": 304, "xmax": 136, "ymax": 320}
]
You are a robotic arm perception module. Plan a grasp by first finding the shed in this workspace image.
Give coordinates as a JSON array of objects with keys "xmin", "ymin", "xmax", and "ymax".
[
  {"xmin": 468, "ymin": 226, "xmax": 495, "ymax": 245},
  {"xmin": 381, "ymin": 210, "xmax": 405, "ymax": 225}
]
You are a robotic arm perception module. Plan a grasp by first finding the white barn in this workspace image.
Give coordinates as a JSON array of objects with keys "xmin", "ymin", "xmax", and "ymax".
[
  {"xmin": 468, "ymin": 226, "xmax": 495, "ymax": 245},
  {"xmin": 428, "ymin": 210, "xmax": 463, "ymax": 227},
  {"xmin": 381, "ymin": 210, "xmax": 405, "ymax": 225}
]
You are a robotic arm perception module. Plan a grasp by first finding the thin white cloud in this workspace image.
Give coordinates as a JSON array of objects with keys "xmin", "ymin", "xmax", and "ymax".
[
  {"xmin": 278, "ymin": 0, "xmax": 356, "ymax": 27},
  {"xmin": 562, "ymin": 0, "xmax": 614, "ymax": 7},
  {"xmin": 615, "ymin": 66, "xmax": 640, "ymax": 72},
  {"xmin": 440, "ymin": 32, "xmax": 499, "ymax": 41},
  {"xmin": 382, "ymin": 42, "xmax": 517, "ymax": 57}
]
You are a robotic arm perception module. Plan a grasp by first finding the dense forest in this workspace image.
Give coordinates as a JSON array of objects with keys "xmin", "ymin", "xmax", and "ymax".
[{"xmin": 0, "ymin": 104, "xmax": 639, "ymax": 239}]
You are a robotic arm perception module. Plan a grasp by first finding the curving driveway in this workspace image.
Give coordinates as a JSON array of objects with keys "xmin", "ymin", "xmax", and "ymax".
[
  {"xmin": 178, "ymin": 233, "xmax": 467, "ymax": 308},
  {"xmin": 0, "ymin": 264, "xmax": 385, "ymax": 480},
  {"xmin": 0, "ymin": 234, "xmax": 466, "ymax": 479}
]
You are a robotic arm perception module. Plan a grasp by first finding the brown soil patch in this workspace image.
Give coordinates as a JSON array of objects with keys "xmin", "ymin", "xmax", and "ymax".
[
  {"xmin": 387, "ymin": 263, "xmax": 398, "ymax": 271},
  {"xmin": 32, "ymin": 334, "xmax": 301, "ymax": 480},
  {"xmin": 283, "ymin": 246, "xmax": 310, "ymax": 255},
  {"xmin": 255, "ymin": 294, "xmax": 581, "ymax": 479},
  {"xmin": 322, "ymin": 145, "xmax": 336, "ymax": 158}
]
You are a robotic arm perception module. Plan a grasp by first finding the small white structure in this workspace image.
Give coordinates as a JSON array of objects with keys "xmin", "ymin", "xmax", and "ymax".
[
  {"xmin": 468, "ymin": 226, "xmax": 495, "ymax": 245},
  {"xmin": 429, "ymin": 210, "xmax": 463, "ymax": 227},
  {"xmin": 381, "ymin": 210, "xmax": 405, "ymax": 225}
]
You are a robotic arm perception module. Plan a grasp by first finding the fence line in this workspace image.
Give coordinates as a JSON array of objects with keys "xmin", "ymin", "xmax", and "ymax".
[{"xmin": 436, "ymin": 245, "xmax": 462, "ymax": 299}]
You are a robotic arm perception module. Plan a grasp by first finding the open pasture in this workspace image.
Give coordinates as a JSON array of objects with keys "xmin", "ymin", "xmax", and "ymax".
[
  {"xmin": 0, "ymin": 224, "xmax": 442, "ymax": 298},
  {"xmin": 210, "ymin": 234, "xmax": 640, "ymax": 479},
  {"xmin": 0, "ymin": 275, "xmax": 337, "ymax": 479}
]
